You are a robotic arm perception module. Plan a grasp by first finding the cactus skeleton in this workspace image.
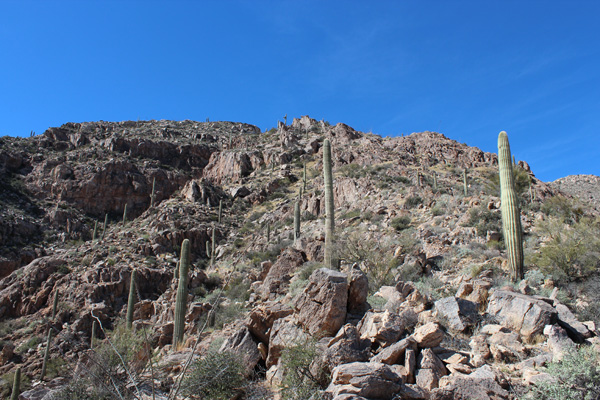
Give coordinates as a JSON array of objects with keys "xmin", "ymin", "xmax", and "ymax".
[
  {"xmin": 173, "ymin": 239, "xmax": 191, "ymax": 349},
  {"xmin": 498, "ymin": 131, "xmax": 524, "ymax": 281}
]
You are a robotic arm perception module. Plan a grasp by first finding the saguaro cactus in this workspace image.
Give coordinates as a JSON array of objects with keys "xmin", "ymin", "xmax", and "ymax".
[
  {"xmin": 92, "ymin": 220, "xmax": 98, "ymax": 241},
  {"xmin": 323, "ymin": 139, "xmax": 335, "ymax": 269},
  {"xmin": 40, "ymin": 329, "xmax": 52, "ymax": 380},
  {"xmin": 102, "ymin": 213, "xmax": 108, "ymax": 240},
  {"xmin": 126, "ymin": 269, "xmax": 137, "ymax": 329},
  {"xmin": 463, "ymin": 168, "xmax": 468, "ymax": 196},
  {"xmin": 433, "ymin": 172, "xmax": 438, "ymax": 191},
  {"xmin": 91, "ymin": 320, "xmax": 97, "ymax": 349},
  {"xmin": 211, "ymin": 228, "xmax": 216, "ymax": 267},
  {"xmin": 218, "ymin": 200, "xmax": 223, "ymax": 223},
  {"xmin": 266, "ymin": 223, "xmax": 270, "ymax": 244},
  {"xmin": 52, "ymin": 290, "xmax": 59, "ymax": 319},
  {"xmin": 294, "ymin": 201, "xmax": 301, "ymax": 243},
  {"xmin": 122, "ymin": 204, "xmax": 127, "ymax": 226},
  {"xmin": 498, "ymin": 131, "xmax": 524, "ymax": 281},
  {"xmin": 10, "ymin": 367, "xmax": 20, "ymax": 400},
  {"xmin": 303, "ymin": 162, "xmax": 307, "ymax": 191},
  {"xmin": 173, "ymin": 239, "xmax": 191, "ymax": 349},
  {"xmin": 150, "ymin": 177, "xmax": 156, "ymax": 207}
]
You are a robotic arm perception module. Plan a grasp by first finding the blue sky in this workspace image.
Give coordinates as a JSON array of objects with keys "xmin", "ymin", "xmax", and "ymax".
[{"xmin": 1, "ymin": 1, "xmax": 598, "ymax": 182}]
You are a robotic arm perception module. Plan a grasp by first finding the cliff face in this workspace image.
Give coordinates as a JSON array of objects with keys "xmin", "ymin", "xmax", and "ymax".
[{"xmin": 0, "ymin": 116, "xmax": 598, "ymax": 399}]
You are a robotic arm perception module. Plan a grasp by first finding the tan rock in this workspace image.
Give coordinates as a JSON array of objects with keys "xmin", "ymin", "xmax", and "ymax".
[
  {"xmin": 294, "ymin": 268, "xmax": 348, "ymax": 337},
  {"xmin": 412, "ymin": 322, "xmax": 444, "ymax": 348},
  {"xmin": 327, "ymin": 362, "xmax": 404, "ymax": 400}
]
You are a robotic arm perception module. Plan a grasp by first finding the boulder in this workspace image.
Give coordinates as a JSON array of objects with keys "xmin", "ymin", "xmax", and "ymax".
[
  {"xmin": 372, "ymin": 337, "xmax": 418, "ymax": 365},
  {"xmin": 544, "ymin": 324, "xmax": 576, "ymax": 361},
  {"xmin": 412, "ymin": 322, "xmax": 444, "ymax": 348},
  {"xmin": 555, "ymin": 303, "xmax": 592, "ymax": 341},
  {"xmin": 294, "ymin": 268, "xmax": 348, "ymax": 337},
  {"xmin": 326, "ymin": 362, "xmax": 404, "ymax": 400},
  {"xmin": 259, "ymin": 248, "xmax": 307, "ymax": 300},
  {"xmin": 246, "ymin": 301, "xmax": 293, "ymax": 344},
  {"xmin": 348, "ymin": 264, "xmax": 369, "ymax": 315},
  {"xmin": 324, "ymin": 324, "xmax": 371, "ymax": 370},
  {"xmin": 266, "ymin": 316, "xmax": 308, "ymax": 368},
  {"xmin": 488, "ymin": 331, "xmax": 527, "ymax": 363},
  {"xmin": 415, "ymin": 348, "xmax": 447, "ymax": 390},
  {"xmin": 434, "ymin": 297, "xmax": 478, "ymax": 332},
  {"xmin": 358, "ymin": 309, "xmax": 418, "ymax": 348},
  {"xmin": 431, "ymin": 365, "xmax": 509, "ymax": 400},
  {"xmin": 219, "ymin": 326, "xmax": 261, "ymax": 377},
  {"xmin": 486, "ymin": 290, "xmax": 558, "ymax": 338}
]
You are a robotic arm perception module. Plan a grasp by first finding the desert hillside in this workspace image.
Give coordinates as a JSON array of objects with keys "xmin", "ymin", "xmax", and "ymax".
[{"xmin": 0, "ymin": 116, "xmax": 598, "ymax": 400}]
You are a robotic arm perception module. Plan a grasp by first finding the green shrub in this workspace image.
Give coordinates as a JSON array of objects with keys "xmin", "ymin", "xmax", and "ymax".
[
  {"xmin": 541, "ymin": 195, "xmax": 584, "ymax": 224},
  {"xmin": 279, "ymin": 340, "xmax": 326, "ymax": 400},
  {"xmin": 527, "ymin": 346, "xmax": 600, "ymax": 400},
  {"xmin": 404, "ymin": 196, "xmax": 423, "ymax": 209},
  {"xmin": 463, "ymin": 205, "xmax": 502, "ymax": 238},
  {"xmin": 390, "ymin": 216, "xmax": 411, "ymax": 231},
  {"xmin": 530, "ymin": 217, "xmax": 600, "ymax": 281},
  {"xmin": 182, "ymin": 350, "xmax": 246, "ymax": 400}
]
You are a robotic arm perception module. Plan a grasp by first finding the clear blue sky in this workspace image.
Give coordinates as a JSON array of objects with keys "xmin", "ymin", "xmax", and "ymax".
[{"xmin": 1, "ymin": 1, "xmax": 599, "ymax": 182}]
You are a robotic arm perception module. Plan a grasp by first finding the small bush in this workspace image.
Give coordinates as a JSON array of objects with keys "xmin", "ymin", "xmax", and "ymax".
[
  {"xmin": 390, "ymin": 216, "xmax": 411, "ymax": 231},
  {"xmin": 464, "ymin": 205, "xmax": 502, "ymax": 238},
  {"xmin": 527, "ymin": 346, "xmax": 600, "ymax": 400},
  {"xmin": 530, "ymin": 217, "xmax": 600, "ymax": 281},
  {"xmin": 541, "ymin": 195, "xmax": 584, "ymax": 224},
  {"xmin": 279, "ymin": 340, "xmax": 327, "ymax": 400},
  {"xmin": 404, "ymin": 196, "xmax": 423, "ymax": 209},
  {"xmin": 183, "ymin": 350, "xmax": 246, "ymax": 400}
]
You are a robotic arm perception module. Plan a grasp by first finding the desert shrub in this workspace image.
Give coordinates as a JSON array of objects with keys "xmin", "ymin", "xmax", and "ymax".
[
  {"xmin": 541, "ymin": 195, "xmax": 584, "ymax": 224},
  {"xmin": 279, "ymin": 340, "xmax": 327, "ymax": 400},
  {"xmin": 182, "ymin": 350, "xmax": 246, "ymax": 400},
  {"xmin": 404, "ymin": 195, "xmax": 423, "ymax": 209},
  {"xmin": 530, "ymin": 217, "xmax": 600, "ymax": 281},
  {"xmin": 483, "ymin": 166, "xmax": 530, "ymax": 197},
  {"xmin": 48, "ymin": 321, "xmax": 148, "ymax": 400},
  {"xmin": 463, "ymin": 205, "xmax": 502, "ymax": 238},
  {"xmin": 527, "ymin": 346, "xmax": 600, "ymax": 400},
  {"xmin": 337, "ymin": 229, "xmax": 403, "ymax": 293},
  {"xmin": 390, "ymin": 216, "xmax": 411, "ymax": 231}
]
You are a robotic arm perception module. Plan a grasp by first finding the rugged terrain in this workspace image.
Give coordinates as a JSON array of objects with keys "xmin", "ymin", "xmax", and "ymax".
[{"xmin": 0, "ymin": 116, "xmax": 598, "ymax": 399}]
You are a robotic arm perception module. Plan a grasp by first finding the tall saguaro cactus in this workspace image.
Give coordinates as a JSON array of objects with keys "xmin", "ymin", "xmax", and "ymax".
[
  {"xmin": 294, "ymin": 201, "xmax": 301, "ymax": 243},
  {"xmin": 211, "ymin": 228, "xmax": 216, "ymax": 267},
  {"xmin": 126, "ymin": 269, "xmax": 137, "ymax": 329},
  {"xmin": 323, "ymin": 139, "xmax": 335, "ymax": 269},
  {"xmin": 463, "ymin": 168, "xmax": 468, "ymax": 196},
  {"xmin": 10, "ymin": 367, "xmax": 20, "ymax": 400},
  {"xmin": 150, "ymin": 177, "xmax": 156, "ymax": 208},
  {"xmin": 498, "ymin": 131, "xmax": 524, "ymax": 281},
  {"xmin": 173, "ymin": 239, "xmax": 191, "ymax": 349}
]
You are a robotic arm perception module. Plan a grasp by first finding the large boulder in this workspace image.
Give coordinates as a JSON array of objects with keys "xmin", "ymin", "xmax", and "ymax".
[
  {"xmin": 266, "ymin": 316, "xmax": 308, "ymax": 368},
  {"xmin": 347, "ymin": 264, "xmax": 369, "ymax": 315},
  {"xmin": 412, "ymin": 322, "xmax": 444, "ymax": 348},
  {"xmin": 219, "ymin": 326, "xmax": 261, "ymax": 377},
  {"xmin": 258, "ymin": 248, "xmax": 307, "ymax": 300},
  {"xmin": 430, "ymin": 365, "xmax": 509, "ymax": 400},
  {"xmin": 294, "ymin": 268, "xmax": 348, "ymax": 337},
  {"xmin": 324, "ymin": 324, "xmax": 371, "ymax": 371},
  {"xmin": 371, "ymin": 337, "xmax": 418, "ymax": 365},
  {"xmin": 486, "ymin": 290, "xmax": 558, "ymax": 338},
  {"xmin": 326, "ymin": 362, "xmax": 404, "ymax": 400},
  {"xmin": 555, "ymin": 303, "xmax": 593, "ymax": 341},
  {"xmin": 246, "ymin": 301, "xmax": 293, "ymax": 345},
  {"xmin": 434, "ymin": 297, "xmax": 478, "ymax": 333},
  {"xmin": 415, "ymin": 348, "xmax": 447, "ymax": 390},
  {"xmin": 357, "ymin": 309, "xmax": 418, "ymax": 348}
]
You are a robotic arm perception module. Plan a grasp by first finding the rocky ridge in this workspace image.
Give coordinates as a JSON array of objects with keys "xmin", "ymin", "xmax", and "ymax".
[{"xmin": 0, "ymin": 116, "xmax": 598, "ymax": 399}]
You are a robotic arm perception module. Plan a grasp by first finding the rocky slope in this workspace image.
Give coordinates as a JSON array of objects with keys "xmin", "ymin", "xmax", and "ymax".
[
  {"xmin": 0, "ymin": 116, "xmax": 598, "ymax": 399},
  {"xmin": 550, "ymin": 174, "xmax": 600, "ymax": 211}
]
